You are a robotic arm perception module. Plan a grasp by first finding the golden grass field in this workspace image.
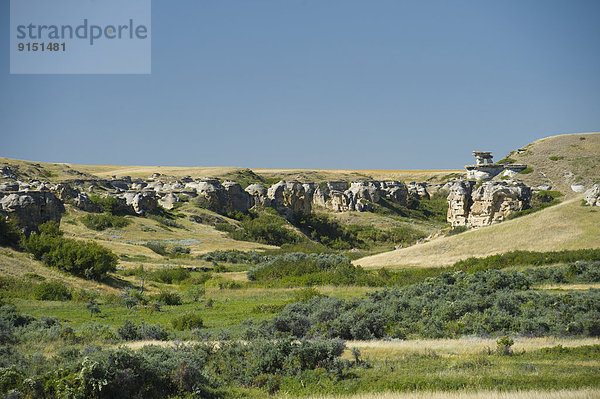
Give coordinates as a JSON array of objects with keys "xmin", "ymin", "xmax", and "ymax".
[
  {"xmin": 291, "ymin": 389, "xmax": 600, "ymax": 399},
  {"xmin": 355, "ymin": 196, "xmax": 600, "ymax": 269},
  {"xmin": 502, "ymin": 132, "xmax": 600, "ymax": 197},
  {"xmin": 344, "ymin": 337, "xmax": 600, "ymax": 357}
]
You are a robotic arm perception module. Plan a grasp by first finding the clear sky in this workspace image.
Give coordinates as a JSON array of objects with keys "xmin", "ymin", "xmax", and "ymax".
[{"xmin": 1, "ymin": 0, "xmax": 599, "ymax": 170}]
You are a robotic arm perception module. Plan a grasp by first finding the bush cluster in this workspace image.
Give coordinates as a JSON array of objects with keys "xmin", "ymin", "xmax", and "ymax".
[
  {"xmin": 171, "ymin": 312, "xmax": 204, "ymax": 331},
  {"xmin": 229, "ymin": 212, "xmax": 304, "ymax": 246},
  {"xmin": 199, "ymin": 249, "xmax": 268, "ymax": 264},
  {"xmin": 143, "ymin": 242, "xmax": 191, "ymax": 257},
  {"xmin": 452, "ymin": 249, "xmax": 600, "ymax": 273},
  {"xmin": 89, "ymin": 195, "xmax": 128, "ymax": 215},
  {"xmin": 24, "ymin": 222, "xmax": 117, "ymax": 280},
  {"xmin": 80, "ymin": 213, "xmax": 131, "ymax": 231},
  {"xmin": 0, "ymin": 304, "xmax": 351, "ymax": 398},
  {"xmin": 32, "ymin": 281, "xmax": 72, "ymax": 301},
  {"xmin": 117, "ymin": 320, "xmax": 169, "ymax": 341},
  {"xmin": 0, "ymin": 217, "xmax": 21, "ymax": 248},
  {"xmin": 150, "ymin": 267, "xmax": 191, "ymax": 284},
  {"xmin": 265, "ymin": 268, "xmax": 600, "ymax": 340}
]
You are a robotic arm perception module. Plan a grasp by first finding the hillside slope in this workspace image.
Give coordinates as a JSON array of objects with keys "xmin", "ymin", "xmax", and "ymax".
[
  {"xmin": 355, "ymin": 195, "xmax": 600, "ymax": 269},
  {"xmin": 497, "ymin": 132, "xmax": 600, "ymax": 195}
]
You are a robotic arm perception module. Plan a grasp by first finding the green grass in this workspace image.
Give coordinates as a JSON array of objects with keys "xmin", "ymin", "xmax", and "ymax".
[{"xmin": 285, "ymin": 345, "xmax": 600, "ymax": 396}]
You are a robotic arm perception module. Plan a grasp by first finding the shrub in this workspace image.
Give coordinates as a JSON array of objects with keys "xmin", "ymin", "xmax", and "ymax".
[
  {"xmin": 199, "ymin": 250, "xmax": 267, "ymax": 264},
  {"xmin": 293, "ymin": 287, "xmax": 323, "ymax": 302},
  {"xmin": 89, "ymin": 195, "xmax": 127, "ymax": 215},
  {"xmin": 171, "ymin": 313, "xmax": 204, "ymax": 331},
  {"xmin": 80, "ymin": 213, "xmax": 130, "ymax": 231},
  {"xmin": 150, "ymin": 267, "xmax": 191, "ymax": 284},
  {"xmin": 498, "ymin": 157, "xmax": 517, "ymax": 164},
  {"xmin": 447, "ymin": 226, "xmax": 468, "ymax": 236},
  {"xmin": 0, "ymin": 218, "xmax": 21, "ymax": 248},
  {"xmin": 230, "ymin": 212, "xmax": 303, "ymax": 246},
  {"xmin": 117, "ymin": 320, "xmax": 169, "ymax": 341},
  {"xmin": 24, "ymin": 222, "xmax": 117, "ymax": 280},
  {"xmin": 496, "ymin": 335, "xmax": 514, "ymax": 355},
  {"xmin": 33, "ymin": 281, "xmax": 72, "ymax": 301},
  {"xmin": 549, "ymin": 156, "xmax": 564, "ymax": 161},
  {"xmin": 154, "ymin": 291, "xmax": 182, "ymax": 306},
  {"xmin": 147, "ymin": 213, "xmax": 184, "ymax": 229},
  {"xmin": 265, "ymin": 268, "xmax": 600, "ymax": 339},
  {"xmin": 144, "ymin": 241, "xmax": 168, "ymax": 256},
  {"xmin": 452, "ymin": 249, "xmax": 600, "ymax": 273},
  {"xmin": 184, "ymin": 285, "xmax": 206, "ymax": 302},
  {"xmin": 519, "ymin": 167, "xmax": 533, "ymax": 174}
]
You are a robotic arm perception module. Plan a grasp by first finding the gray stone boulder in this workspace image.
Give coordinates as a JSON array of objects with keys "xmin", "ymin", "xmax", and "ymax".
[
  {"xmin": 468, "ymin": 181, "xmax": 531, "ymax": 227},
  {"xmin": 380, "ymin": 181, "xmax": 409, "ymax": 205},
  {"xmin": 0, "ymin": 181, "xmax": 19, "ymax": 192},
  {"xmin": 446, "ymin": 181, "xmax": 474, "ymax": 227},
  {"xmin": 74, "ymin": 192, "xmax": 100, "ymax": 212},
  {"xmin": 122, "ymin": 191, "xmax": 158, "ymax": 215},
  {"xmin": 267, "ymin": 181, "xmax": 312, "ymax": 217},
  {"xmin": 347, "ymin": 181, "xmax": 382, "ymax": 204},
  {"xmin": 584, "ymin": 184, "xmax": 600, "ymax": 206},
  {"xmin": 158, "ymin": 193, "xmax": 180, "ymax": 210},
  {"xmin": 407, "ymin": 182, "xmax": 430, "ymax": 200},
  {"xmin": 447, "ymin": 180, "xmax": 531, "ymax": 228},
  {"xmin": 0, "ymin": 191, "xmax": 65, "ymax": 234},
  {"xmin": 245, "ymin": 184, "xmax": 270, "ymax": 208},
  {"xmin": 222, "ymin": 181, "xmax": 252, "ymax": 213},
  {"xmin": 52, "ymin": 183, "xmax": 79, "ymax": 202},
  {"xmin": 193, "ymin": 178, "xmax": 228, "ymax": 213}
]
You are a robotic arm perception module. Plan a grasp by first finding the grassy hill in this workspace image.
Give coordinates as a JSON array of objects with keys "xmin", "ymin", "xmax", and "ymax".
[
  {"xmin": 0, "ymin": 156, "xmax": 461, "ymax": 184},
  {"xmin": 496, "ymin": 132, "xmax": 600, "ymax": 195},
  {"xmin": 355, "ymin": 195, "xmax": 600, "ymax": 269}
]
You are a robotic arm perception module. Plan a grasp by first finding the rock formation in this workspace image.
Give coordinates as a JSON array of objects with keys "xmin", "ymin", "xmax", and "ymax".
[
  {"xmin": 0, "ymin": 191, "xmax": 64, "ymax": 234},
  {"xmin": 245, "ymin": 184, "xmax": 270, "ymax": 208},
  {"xmin": 446, "ymin": 180, "xmax": 532, "ymax": 228},
  {"xmin": 584, "ymin": 184, "xmax": 600, "ymax": 207},
  {"xmin": 122, "ymin": 191, "xmax": 158, "ymax": 215},
  {"xmin": 465, "ymin": 151, "xmax": 527, "ymax": 181},
  {"xmin": 267, "ymin": 181, "xmax": 312, "ymax": 217}
]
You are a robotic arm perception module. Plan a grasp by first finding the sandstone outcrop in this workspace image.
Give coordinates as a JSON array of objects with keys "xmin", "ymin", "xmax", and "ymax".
[
  {"xmin": 407, "ymin": 182, "xmax": 430, "ymax": 200},
  {"xmin": 0, "ymin": 191, "xmax": 64, "ymax": 234},
  {"xmin": 158, "ymin": 193, "xmax": 180, "ymax": 210},
  {"xmin": 122, "ymin": 191, "xmax": 158, "ymax": 215},
  {"xmin": 584, "ymin": 184, "xmax": 600, "ymax": 206},
  {"xmin": 245, "ymin": 184, "xmax": 270, "ymax": 208},
  {"xmin": 312, "ymin": 181, "xmax": 410, "ymax": 212},
  {"xmin": 222, "ymin": 181, "xmax": 252, "ymax": 213},
  {"xmin": 267, "ymin": 181, "xmax": 312, "ymax": 217},
  {"xmin": 446, "ymin": 180, "xmax": 532, "ymax": 228}
]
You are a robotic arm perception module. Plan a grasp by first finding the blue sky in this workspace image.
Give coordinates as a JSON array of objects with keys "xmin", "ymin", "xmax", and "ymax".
[{"xmin": 1, "ymin": 0, "xmax": 599, "ymax": 170}]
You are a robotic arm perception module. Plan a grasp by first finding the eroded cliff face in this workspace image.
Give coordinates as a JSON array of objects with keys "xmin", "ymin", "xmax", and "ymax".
[
  {"xmin": 311, "ymin": 181, "xmax": 410, "ymax": 212},
  {"xmin": 446, "ymin": 180, "xmax": 532, "ymax": 228},
  {"xmin": 0, "ymin": 191, "xmax": 64, "ymax": 234},
  {"xmin": 0, "ymin": 169, "xmax": 445, "ymax": 232}
]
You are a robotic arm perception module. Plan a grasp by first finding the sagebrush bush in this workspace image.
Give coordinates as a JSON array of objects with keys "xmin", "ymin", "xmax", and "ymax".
[
  {"xmin": 24, "ymin": 222, "xmax": 117, "ymax": 280},
  {"xmin": 265, "ymin": 268, "xmax": 600, "ymax": 340},
  {"xmin": 80, "ymin": 213, "xmax": 131, "ymax": 231},
  {"xmin": 171, "ymin": 313, "xmax": 204, "ymax": 331},
  {"xmin": 154, "ymin": 291, "xmax": 182, "ymax": 306},
  {"xmin": 150, "ymin": 267, "xmax": 191, "ymax": 284},
  {"xmin": 33, "ymin": 281, "xmax": 72, "ymax": 301}
]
